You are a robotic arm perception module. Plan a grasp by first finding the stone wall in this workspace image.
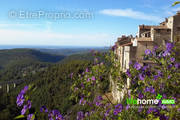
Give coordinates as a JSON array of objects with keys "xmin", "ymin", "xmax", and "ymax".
[
  {"xmin": 153, "ymin": 29, "xmax": 171, "ymax": 46},
  {"xmin": 136, "ymin": 41, "xmax": 154, "ymax": 61},
  {"xmin": 173, "ymin": 14, "xmax": 180, "ymax": 42}
]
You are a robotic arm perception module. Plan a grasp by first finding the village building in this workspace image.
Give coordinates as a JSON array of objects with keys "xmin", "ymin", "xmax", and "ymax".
[{"xmin": 111, "ymin": 11, "xmax": 180, "ymax": 102}]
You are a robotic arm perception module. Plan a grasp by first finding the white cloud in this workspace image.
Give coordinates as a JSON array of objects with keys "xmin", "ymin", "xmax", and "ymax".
[
  {"xmin": 99, "ymin": 8, "xmax": 163, "ymax": 23},
  {"xmin": 161, "ymin": 6, "xmax": 180, "ymax": 16},
  {"xmin": 0, "ymin": 23, "xmax": 41, "ymax": 29},
  {"xmin": 172, "ymin": 7, "xmax": 180, "ymax": 12},
  {"xmin": 0, "ymin": 29, "xmax": 112, "ymax": 46}
]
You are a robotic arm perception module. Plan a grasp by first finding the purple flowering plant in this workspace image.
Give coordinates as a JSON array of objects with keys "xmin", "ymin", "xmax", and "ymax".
[
  {"xmin": 70, "ymin": 42, "xmax": 179, "ymax": 119},
  {"xmin": 15, "ymin": 42, "xmax": 179, "ymax": 120},
  {"xmin": 15, "ymin": 85, "xmax": 36, "ymax": 120},
  {"xmin": 125, "ymin": 42, "xmax": 180, "ymax": 119},
  {"xmin": 16, "ymin": 85, "xmax": 64, "ymax": 120}
]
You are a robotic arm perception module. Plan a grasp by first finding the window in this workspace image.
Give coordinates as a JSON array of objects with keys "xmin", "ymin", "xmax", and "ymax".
[
  {"xmin": 177, "ymin": 37, "xmax": 180, "ymax": 42},
  {"xmin": 167, "ymin": 29, "xmax": 171, "ymax": 32},
  {"xmin": 145, "ymin": 34, "xmax": 147, "ymax": 37},
  {"xmin": 177, "ymin": 27, "xmax": 180, "ymax": 31},
  {"xmin": 156, "ymin": 29, "xmax": 160, "ymax": 33}
]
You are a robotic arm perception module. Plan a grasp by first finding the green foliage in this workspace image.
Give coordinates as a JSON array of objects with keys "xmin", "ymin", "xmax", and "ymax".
[
  {"xmin": 69, "ymin": 43, "xmax": 180, "ymax": 119},
  {"xmin": 172, "ymin": 1, "xmax": 180, "ymax": 6},
  {"xmin": 15, "ymin": 114, "xmax": 25, "ymax": 119}
]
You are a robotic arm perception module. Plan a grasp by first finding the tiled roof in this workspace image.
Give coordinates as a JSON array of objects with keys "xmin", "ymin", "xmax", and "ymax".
[
  {"xmin": 136, "ymin": 37, "xmax": 152, "ymax": 41},
  {"xmin": 139, "ymin": 25, "xmax": 153, "ymax": 29},
  {"xmin": 151, "ymin": 26, "xmax": 169, "ymax": 29},
  {"xmin": 139, "ymin": 25, "xmax": 169, "ymax": 30}
]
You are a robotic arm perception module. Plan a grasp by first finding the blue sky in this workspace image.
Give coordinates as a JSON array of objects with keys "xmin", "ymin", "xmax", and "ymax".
[{"xmin": 0, "ymin": 0, "xmax": 179, "ymax": 46}]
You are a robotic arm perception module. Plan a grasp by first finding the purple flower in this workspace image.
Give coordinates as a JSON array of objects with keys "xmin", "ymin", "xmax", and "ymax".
[
  {"xmin": 153, "ymin": 46, "xmax": 158, "ymax": 51},
  {"xmin": 170, "ymin": 57, "xmax": 175, "ymax": 62},
  {"xmin": 21, "ymin": 105, "xmax": 28, "ymax": 115},
  {"xmin": 85, "ymin": 68, "xmax": 89, "ymax": 72},
  {"xmin": 20, "ymin": 86, "xmax": 29, "ymax": 94},
  {"xmin": 77, "ymin": 111, "xmax": 84, "ymax": 120},
  {"xmin": 97, "ymin": 96, "xmax": 103, "ymax": 101},
  {"xmin": 26, "ymin": 100, "xmax": 32, "ymax": 109},
  {"xmin": 145, "ymin": 49, "xmax": 151, "ymax": 55},
  {"xmin": 79, "ymin": 98, "xmax": 86, "ymax": 105},
  {"xmin": 157, "ymin": 70, "xmax": 162, "ymax": 77},
  {"xmin": 113, "ymin": 111, "xmax": 118, "ymax": 115},
  {"xmin": 129, "ymin": 61, "xmax": 133, "ymax": 66},
  {"xmin": 160, "ymin": 115, "xmax": 169, "ymax": 120},
  {"xmin": 134, "ymin": 62, "xmax": 141, "ymax": 70},
  {"xmin": 145, "ymin": 87, "xmax": 150, "ymax": 92},
  {"xmin": 112, "ymin": 45, "xmax": 117, "ymax": 51},
  {"xmin": 153, "ymin": 75, "xmax": 158, "ymax": 80},
  {"xmin": 162, "ymin": 50, "xmax": 170, "ymax": 57},
  {"xmin": 16, "ymin": 93, "xmax": 25, "ymax": 107},
  {"xmin": 85, "ymin": 112, "xmax": 90, "ymax": 117},
  {"xmin": 166, "ymin": 43, "xmax": 174, "ymax": 52},
  {"xmin": 126, "ymin": 69, "xmax": 131, "ymax": 77},
  {"xmin": 175, "ymin": 63, "xmax": 180, "ymax": 69},
  {"xmin": 56, "ymin": 114, "xmax": 64, "ymax": 120},
  {"xmin": 139, "ymin": 73, "xmax": 145, "ymax": 80},
  {"xmin": 138, "ymin": 106, "xmax": 143, "ymax": 112},
  {"xmin": 52, "ymin": 110, "xmax": 60, "ymax": 117},
  {"xmin": 142, "ymin": 65, "xmax": 148, "ymax": 71},
  {"xmin": 113, "ymin": 104, "xmax": 123, "ymax": 115},
  {"xmin": 146, "ymin": 71, "xmax": 151, "ymax": 77},
  {"xmin": 92, "ymin": 76, "xmax": 96, "ymax": 81},
  {"xmin": 81, "ymin": 83, "xmax": 84, "ymax": 88},
  {"xmin": 27, "ymin": 114, "xmax": 34, "ymax": 120},
  {"xmin": 87, "ymin": 78, "xmax": 90, "ymax": 82},
  {"xmin": 162, "ymin": 94, "xmax": 167, "ymax": 99},
  {"xmin": 126, "ymin": 105, "xmax": 130, "ymax": 110},
  {"xmin": 138, "ymin": 93, "xmax": 143, "ymax": 99},
  {"xmin": 40, "ymin": 106, "xmax": 48, "ymax": 113},
  {"xmin": 168, "ymin": 64, "xmax": 173, "ymax": 69},
  {"xmin": 152, "ymin": 46, "xmax": 158, "ymax": 56},
  {"xmin": 104, "ymin": 109, "xmax": 110, "ymax": 117},
  {"xmin": 96, "ymin": 102, "xmax": 101, "ymax": 106},
  {"xmin": 149, "ymin": 86, "xmax": 155, "ymax": 94},
  {"xmin": 48, "ymin": 111, "xmax": 54, "ymax": 120},
  {"xmin": 147, "ymin": 107, "xmax": 153, "ymax": 114}
]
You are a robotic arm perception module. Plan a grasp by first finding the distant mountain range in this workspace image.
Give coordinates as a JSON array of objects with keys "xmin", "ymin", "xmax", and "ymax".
[{"xmin": 0, "ymin": 49, "xmax": 65, "ymax": 69}]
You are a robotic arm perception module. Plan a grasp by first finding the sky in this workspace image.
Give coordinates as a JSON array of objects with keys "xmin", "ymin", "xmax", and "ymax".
[{"xmin": 0, "ymin": 0, "xmax": 180, "ymax": 47}]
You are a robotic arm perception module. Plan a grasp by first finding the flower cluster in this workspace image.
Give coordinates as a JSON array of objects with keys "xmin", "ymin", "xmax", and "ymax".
[
  {"xmin": 113, "ymin": 104, "xmax": 123, "ymax": 115},
  {"xmin": 16, "ymin": 86, "xmax": 28, "ymax": 107},
  {"xmin": 48, "ymin": 110, "xmax": 64, "ymax": 120},
  {"xmin": 16, "ymin": 86, "xmax": 34, "ymax": 120},
  {"xmin": 125, "ymin": 42, "xmax": 179, "ymax": 119}
]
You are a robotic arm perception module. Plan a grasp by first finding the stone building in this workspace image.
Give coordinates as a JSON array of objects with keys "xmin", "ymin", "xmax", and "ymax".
[{"xmin": 111, "ymin": 12, "xmax": 180, "ymax": 102}]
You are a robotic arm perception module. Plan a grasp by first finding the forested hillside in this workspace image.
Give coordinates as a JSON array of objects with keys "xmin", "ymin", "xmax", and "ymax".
[
  {"xmin": 0, "ymin": 48, "xmax": 108, "ymax": 120},
  {"xmin": 0, "ymin": 60, "xmax": 92, "ymax": 119}
]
